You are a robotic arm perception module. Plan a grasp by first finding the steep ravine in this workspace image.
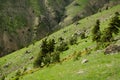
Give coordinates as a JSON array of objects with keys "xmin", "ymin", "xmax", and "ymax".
[{"xmin": 0, "ymin": 0, "xmax": 72, "ymax": 57}]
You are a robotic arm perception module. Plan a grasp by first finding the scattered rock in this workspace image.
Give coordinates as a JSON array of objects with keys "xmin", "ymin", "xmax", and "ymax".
[
  {"xmin": 104, "ymin": 44, "xmax": 120, "ymax": 55},
  {"xmin": 106, "ymin": 64, "xmax": 112, "ymax": 67},
  {"xmin": 96, "ymin": 50, "xmax": 104, "ymax": 54},
  {"xmin": 81, "ymin": 59, "xmax": 88, "ymax": 64},
  {"xmin": 77, "ymin": 70, "xmax": 84, "ymax": 74}
]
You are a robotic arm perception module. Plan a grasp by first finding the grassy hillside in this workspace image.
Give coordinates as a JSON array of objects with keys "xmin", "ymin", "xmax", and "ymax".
[
  {"xmin": 0, "ymin": 0, "xmax": 120, "ymax": 57},
  {"xmin": 20, "ymin": 52, "xmax": 120, "ymax": 80},
  {"xmin": 0, "ymin": 4, "xmax": 120, "ymax": 80}
]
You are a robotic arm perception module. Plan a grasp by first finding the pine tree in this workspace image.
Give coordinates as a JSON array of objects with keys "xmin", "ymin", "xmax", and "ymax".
[
  {"xmin": 92, "ymin": 19, "xmax": 101, "ymax": 42},
  {"xmin": 40, "ymin": 38, "xmax": 48, "ymax": 56}
]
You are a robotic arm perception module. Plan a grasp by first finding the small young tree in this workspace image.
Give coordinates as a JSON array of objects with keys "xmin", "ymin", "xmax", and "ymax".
[{"xmin": 92, "ymin": 19, "xmax": 101, "ymax": 42}]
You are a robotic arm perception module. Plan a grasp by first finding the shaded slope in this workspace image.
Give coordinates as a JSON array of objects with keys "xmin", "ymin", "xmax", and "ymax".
[{"xmin": 0, "ymin": 0, "xmax": 72, "ymax": 57}]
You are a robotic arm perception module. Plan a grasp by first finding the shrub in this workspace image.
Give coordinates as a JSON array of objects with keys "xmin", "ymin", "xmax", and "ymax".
[
  {"xmin": 1, "ymin": 75, "xmax": 5, "ymax": 80},
  {"xmin": 14, "ymin": 77, "xmax": 19, "ymax": 80},
  {"xmin": 101, "ymin": 28, "xmax": 113, "ymax": 42},
  {"xmin": 15, "ymin": 70, "xmax": 21, "ymax": 76},
  {"xmin": 34, "ymin": 53, "xmax": 43, "ymax": 67},
  {"xmin": 56, "ymin": 41, "xmax": 69, "ymax": 52},
  {"xmin": 80, "ymin": 32, "xmax": 86, "ymax": 39},
  {"xmin": 58, "ymin": 37, "xmax": 64, "ymax": 42},
  {"xmin": 69, "ymin": 35, "xmax": 77, "ymax": 45},
  {"xmin": 51, "ymin": 51, "xmax": 60, "ymax": 63},
  {"xmin": 73, "ymin": 51, "xmax": 81, "ymax": 61}
]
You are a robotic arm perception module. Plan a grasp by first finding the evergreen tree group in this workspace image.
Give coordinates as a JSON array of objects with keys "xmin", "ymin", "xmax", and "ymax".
[
  {"xmin": 34, "ymin": 38, "xmax": 60, "ymax": 67},
  {"xmin": 92, "ymin": 12, "xmax": 120, "ymax": 48},
  {"xmin": 102, "ymin": 12, "xmax": 120, "ymax": 42}
]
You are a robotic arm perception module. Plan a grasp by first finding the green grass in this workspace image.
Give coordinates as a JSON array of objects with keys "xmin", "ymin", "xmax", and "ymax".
[
  {"xmin": 0, "ymin": 4, "xmax": 120, "ymax": 80},
  {"xmin": 20, "ymin": 52, "xmax": 120, "ymax": 80},
  {"xmin": 60, "ymin": 0, "xmax": 89, "ymax": 26},
  {"xmin": 66, "ymin": 0, "xmax": 88, "ymax": 17}
]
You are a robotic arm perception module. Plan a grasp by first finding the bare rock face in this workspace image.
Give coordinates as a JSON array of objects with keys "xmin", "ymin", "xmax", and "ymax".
[{"xmin": 104, "ymin": 45, "xmax": 120, "ymax": 55}]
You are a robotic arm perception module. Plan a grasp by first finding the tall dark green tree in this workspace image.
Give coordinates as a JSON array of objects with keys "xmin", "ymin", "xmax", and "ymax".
[
  {"xmin": 92, "ymin": 19, "xmax": 101, "ymax": 42},
  {"xmin": 47, "ymin": 39, "xmax": 55, "ymax": 53},
  {"xmin": 40, "ymin": 38, "xmax": 48, "ymax": 56}
]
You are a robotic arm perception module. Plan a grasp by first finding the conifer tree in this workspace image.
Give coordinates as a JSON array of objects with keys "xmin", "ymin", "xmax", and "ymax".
[{"xmin": 92, "ymin": 19, "xmax": 101, "ymax": 42}]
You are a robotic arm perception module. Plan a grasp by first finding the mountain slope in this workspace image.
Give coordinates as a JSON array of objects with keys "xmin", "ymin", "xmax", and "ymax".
[
  {"xmin": 1, "ymin": 0, "xmax": 120, "ymax": 57},
  {"xmin": 0, "ymin": 0, "xmax": 72, "ymax": 57},
  {"xmin": 0, "ymin": 4, "xmax": 120, "ymax": 80}
]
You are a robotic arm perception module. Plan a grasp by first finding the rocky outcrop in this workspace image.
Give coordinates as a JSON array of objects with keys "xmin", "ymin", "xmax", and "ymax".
[{"xmin": 104, "ymin": 44, "xmax": 120, "ymax": 55}]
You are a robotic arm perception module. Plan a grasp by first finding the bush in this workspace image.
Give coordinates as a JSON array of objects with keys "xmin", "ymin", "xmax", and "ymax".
[
  {"xmin": 80, "ymin": 32, "xmax": 86, "ymax": 39},
  {"xmin": 15, "ymin": 70, "xmax": 21, "ymax": 76},
  {"xmin": 101, "ymin": 28, "xmax": 113, "ymax": 42},
  {"xmin": 34, "ymin": 53, "xmax": 43, "ymax": 67},
  {"xmin": 73, "ymin": 51, "xmax": 81, "ymax": 61},
  {"xmin": 69, "ymin": 36, "xmax": 77, "ymax": 45},
  {"xmin": 1, "ymin": 75, "xmax": 5, "ymax": 80},
  {"xmin": 58, "ymin": 37, "xmax": 64, "ymax": 42},
  {"xmin": 14, "ymin": 77, "xmax": 19, "ymax": 80},
  {"xmin": 56, "ymin": 41, "xmax": 69, "ymax": 52},
  {"xmin": 51, "ymin": 51, "xmax": 60, "ymax": 63}
]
